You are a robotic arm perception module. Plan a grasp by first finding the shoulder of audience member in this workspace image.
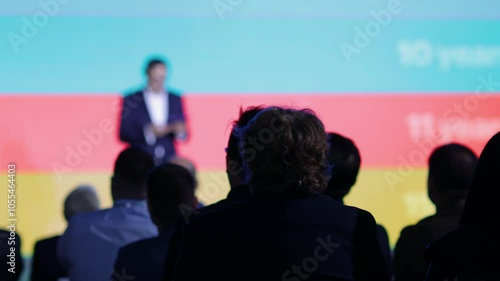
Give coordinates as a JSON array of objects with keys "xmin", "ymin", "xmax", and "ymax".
[
  {"xmin": 415, "ymin": 214, "xmax": 439, "ymax": 226},
  {"xmin": 400, "ymin": 212, "xmax": 440, "ymax": 233},
  {"xmin": 316, "ymin": 193, "xmax": 374, "ymax": 215},
  {"xmin": 191, "ymin": 193, "xmax": 350, "ymax": 219},
  {"xmin": 396, "ymin": 215, "xmax": 437, "ymax": 237},
  {"xmin": 118, "ymin": 236, "xmax": 157, "ymax": 256},
  {"xmin": 65, "ymin": 208, "xmax": 105, "ymax": 228},
  {"xmin": 187, "ymin": 193, "xmax": 362, "ymax": 229},
  {"xmin": 35, "ymin": 235, "xmax": 61, "ymax": 246},
  {"xmin": 396, "ymin": 224, "xmax": 421, "ymax": 244},
  {"xmin": 184, "ymin": 199, "xmax": 249, "ymax": 230},
  {"xmin": 376, "ymin": 224, "xmax": 390, "ymax": 237},
  {"xmin": 347, "ymin": 206, "xmax": 380, "ymax": 230},
  {"xmin": 200, "ymin": 197, "xmax": 246, "ymax": 215}
]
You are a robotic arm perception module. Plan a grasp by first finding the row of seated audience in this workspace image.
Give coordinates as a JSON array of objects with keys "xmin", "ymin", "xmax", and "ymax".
[
  {"xmin": 2, "ymin": 105, "xmax": 499, "ymax": 280},
  {"xmin": 32, "ymin": 185, "xmax": 100, "ymax": 281}
]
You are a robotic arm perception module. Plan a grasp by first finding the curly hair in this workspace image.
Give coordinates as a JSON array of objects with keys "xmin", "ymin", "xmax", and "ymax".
[{"xmin": 235, "ymin": 106, "xmax": 330, "ymax": 194}]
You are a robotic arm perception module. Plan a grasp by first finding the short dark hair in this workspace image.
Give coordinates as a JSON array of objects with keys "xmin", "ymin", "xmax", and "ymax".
[
  {"xmin": 236, "ymin": 107, "xmax": 330, "ymax": 194},
  {"xmin": 428, "ymin": 143, "xmax": 478, "ymax": 199},
  {"xmin": 226, "ymin": 106, "xmax": 265, "ymax": 178},
  {"xmin": 147, "ymin": 163, "xmax": 195, "ymax": 224},
  {"xmin": 326, "ymin": 132, "xmax": 361, "ymax": 200},
  {"xmin": 113, "ymin": 147, "xmax": 155, "ymax": 192},
  {"xmin": 145, "ymin": 58, "xmax": 167, "ymax": 74}
]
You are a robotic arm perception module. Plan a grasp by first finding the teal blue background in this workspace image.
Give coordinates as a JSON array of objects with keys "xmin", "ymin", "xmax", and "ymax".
[
  {"xmin": 1, "ymin": 1, "xmax": 500, "ymax": 94},
  {"xmin": 3, "ymin": 0, "xmax": 500, "ymax": 18}
]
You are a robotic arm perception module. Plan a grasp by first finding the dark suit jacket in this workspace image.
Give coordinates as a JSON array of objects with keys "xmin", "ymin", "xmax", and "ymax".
[
  {"xmin": 119, "ymin": 90, "xmax": 186, "ymax": 162},
  {"xmin": 394, "ymin": 207, "xmax": 463, "ymax": 281},
  {"xmin": 425, "ymin": 226, "xmax": 500, "ymax": 281},
  {"xmin": 114, "ymin": 226, "xmax": 175, "ymax": 281},
  {"xmin": 31, "ymin": 235, "xmax": 66, "ymax": 281},
  {"xmin": 376, "ymin": 225, "xmax": 393, "ymax": 277},
  {"xmin": 332, "ymin": 198, "xmax": 392, "ymax": 277},
  {"xmin": 163, "ymin": 185, "xmax": 250, "ymax": 281},
  {"xmin": 173, "ymin": 192, "xmax": 389, "ymax": 281}
]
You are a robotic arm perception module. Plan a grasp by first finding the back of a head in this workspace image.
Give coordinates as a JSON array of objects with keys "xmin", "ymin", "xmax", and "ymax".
[
  {"xmin": 226, "ymin": 106, "xmax": 265, "ymax": 186},
  {"xmin": 147, "ymin": 163, "xmax": 195, "ymax": 225},
  {"xmin": 461, "ymin": 132, "xmax": 500, "ymax": 230},
  {"xmin": 236, "ymin": 106, "xmax": 329, "ymax": 194},
  {"xmin": 113, "ymin": 147, "xmax": 155, "ymax": 199},
  {"xmin": 64, "ymin": 185, "xmax": 100, "ymax": 221},
  {"xmin": 326, "ymin": 132, "xmax": 361, "ymax": 201},
  {"xmin": 428, "ymin": 143, "xmax": 478, "ymax": 202},
  {"xmin": 0, "ymin": 230, "xmax": 23, "ymax": 281},
  {"xmin": 168, "ymin": 157, "xmax": 196, "ymax": 177},
  {"xmin": 168, "ymin": 157, "xmax": 197, "ymax": 187}
]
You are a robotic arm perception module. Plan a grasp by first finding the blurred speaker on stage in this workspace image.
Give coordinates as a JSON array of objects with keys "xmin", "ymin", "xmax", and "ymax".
[{"xmin": 119, "ymin": 58, "xmax": 187, "ymax": 164}]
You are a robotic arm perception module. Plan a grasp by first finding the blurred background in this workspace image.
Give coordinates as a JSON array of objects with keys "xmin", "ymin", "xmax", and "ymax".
[{"xmin": 1, "ymin": 0, "xmax": 500, "ymax": 279}]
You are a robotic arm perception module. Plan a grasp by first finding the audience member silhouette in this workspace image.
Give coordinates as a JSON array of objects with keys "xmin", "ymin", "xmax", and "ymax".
[
  {"xmin": 163, "ymin": 106, "xmax": 263, "ymax": 281},
  {"xmin": 425, "ymin": 132, "xmax": 500, "ymax": 281},
  {"xmin": 58, "ymin": 147, "xmax": 157, "ymax": 281},
  {"xmin": 325, "ymin": 132, "xmax": 392, "ymax": 277},
  {"xmin": 0, "ymin": 230, "xmax": 24, "ymax": 281},
  {"xmin": 168, "ymin": 157, "xmax": 203, "ymax": 208},
  {"xmin": 119, "ymin": 58, "xmax": 187, "ymax": 164},
  {"xmin": 395, "ymin": 143, "xmax": 478, "ymax": 281},
  {"xmin": 172, "ymin": 107, "xmax": 389, "ymax": 281},
  {"xmin": 168, "ymin": 157, "xmax": 197, "ymax": 186},
  {"xmin": 114, "ymin": 164, "xmax": 197, "ymax": 281},
  {"xmin": 31, "ymin": 185, "xmax": 100, "ymax": 281},
  {"xmin": 225, "ymin": 105, "xmax": 265, "ymax": 198}
]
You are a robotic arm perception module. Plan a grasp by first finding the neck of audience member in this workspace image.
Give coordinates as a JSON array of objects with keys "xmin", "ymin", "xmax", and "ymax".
[
  {"xmin": 324, "ymin": 185, "xmax": 348, "ymax": 204},
  {"xmin": 152, "ymin": 217, "xmax": 175, "ymax": 233},
  {"xmin": 226, "ymin": 156, "xmax": 245, "ymax": 188},
  {"xmin": 154, "ymin": 221, "xmax": 166, "ymax": 233},
  {"xmin": 111, "ymin": 177, "xmax": 147, "ymax": 203},
  {"xmin": 434, "ymin": 196, "xmax": 467, "ymax": 215},
  {"xmin": 228, "ymin": 174, "xmax": 245, "ymax": 189},
  {"xmin": 327, "ymin": 194, "xmax": 344, "ymax": 204}
]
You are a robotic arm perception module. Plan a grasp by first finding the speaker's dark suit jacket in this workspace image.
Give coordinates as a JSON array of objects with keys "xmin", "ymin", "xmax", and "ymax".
[
  {"xmin": 173, "ymin": 191, "xmax": 389, "ymax": 281},
  {"xmin": 119, "ymin": 90, "xmax": 185, "ymax": 162}
]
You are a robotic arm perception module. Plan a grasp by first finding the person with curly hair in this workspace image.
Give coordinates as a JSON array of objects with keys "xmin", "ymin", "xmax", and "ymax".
[{"xmin": 172, "ymin": 106, "xmax": 389, "ymax": 281}]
